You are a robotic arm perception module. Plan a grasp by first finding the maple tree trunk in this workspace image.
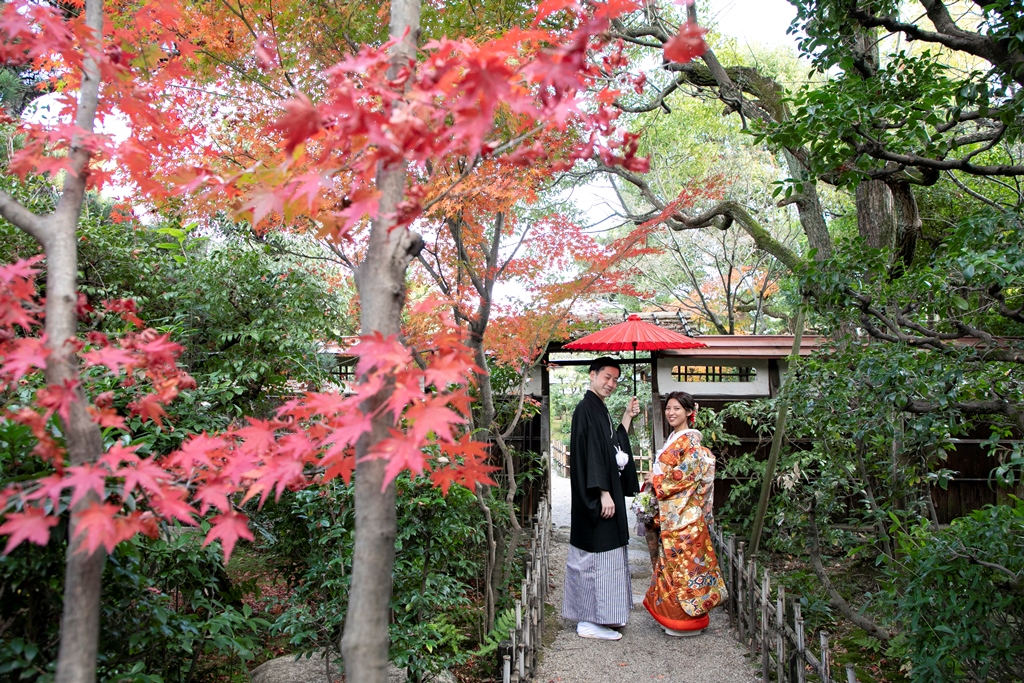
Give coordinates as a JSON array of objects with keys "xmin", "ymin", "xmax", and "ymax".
[
  {"xmin": 341, "ymin": 1, "xmax": 422, "ymax": 680},
  {"xmin": 0, "ymin": 1, "xmax": 107, "ymax": 681}
]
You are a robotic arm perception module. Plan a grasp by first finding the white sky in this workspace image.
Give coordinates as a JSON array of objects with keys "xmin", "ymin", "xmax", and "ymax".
[{"xmin": 707, "ymin": 0, "xmax": 799, "ymax": 48}]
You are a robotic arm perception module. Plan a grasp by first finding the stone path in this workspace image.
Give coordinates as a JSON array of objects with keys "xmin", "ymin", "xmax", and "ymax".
[{"xmin": 535, "ymin": 474, "xmax": 759, "ymax": 683}]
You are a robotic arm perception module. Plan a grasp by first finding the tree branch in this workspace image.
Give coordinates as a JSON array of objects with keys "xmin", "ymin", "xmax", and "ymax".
[
  {"xmin": 615, "ymin": 74, "xmax": 687, "ymax": 113},
  {"xmin": 808, "ymin": 505, "xmax": 893, "ymax": 641},
  {"xmin": 0, "ymin": 190, "xmax": 49, "ymax": 245}
]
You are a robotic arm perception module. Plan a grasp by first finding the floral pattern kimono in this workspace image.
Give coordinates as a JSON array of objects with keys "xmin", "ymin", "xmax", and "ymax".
[{"xmin": 642, "ymin": 429, "xmax": 726, "ymax": 631}]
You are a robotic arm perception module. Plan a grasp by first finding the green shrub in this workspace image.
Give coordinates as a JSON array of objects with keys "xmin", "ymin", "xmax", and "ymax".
[
  {"xmin": 883, "ymin": 499, "xmax": 1024, "ymax": 683},
  {"xmin": 0, "ymin": 528, "xmax": 269, "ymax": 682},
  {"xmin": 266, "ymin": 476, "xmax": 487, "ymax": 683}
]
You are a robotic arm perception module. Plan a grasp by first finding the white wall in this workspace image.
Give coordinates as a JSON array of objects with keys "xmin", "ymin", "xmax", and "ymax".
[
  {"xmin": 655, "ymin": 357, "xmax": 772, "ymax": 398},
  {"xmin": 522, "ymin": 364, "xmax": 545, "ymax": 397}
]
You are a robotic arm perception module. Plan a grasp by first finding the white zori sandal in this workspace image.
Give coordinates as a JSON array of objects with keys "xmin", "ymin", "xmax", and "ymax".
[
  {"xmin": 577, "ymin": 621, "xmax": 623, "ymax": 640},
  {"xmin": 664, "ymin": 627, "xmax": 704, "ymax": 637}
]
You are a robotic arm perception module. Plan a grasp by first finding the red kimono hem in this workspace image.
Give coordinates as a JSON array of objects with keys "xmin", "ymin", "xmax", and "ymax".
[{"xmin": 642, "ymin": 595, "xmax": 710, "ymax": 631}]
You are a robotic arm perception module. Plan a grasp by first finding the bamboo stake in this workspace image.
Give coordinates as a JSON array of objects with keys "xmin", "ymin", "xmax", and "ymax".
[
  {"xmin": 794, "ymin": 602, "xmax": 806, "ymax": 683},
  {"xmin": 761, "ymin": 571, "xmax": 770, "ymax": 682},
  {"xmin": 728, "ymin": 536, "xmax": 738, "ymax": 625},
  {"xmin": 737, "ymin": 542, "xmax": 747, "ymax": 642},
  {"xmin": 749, "ymin": 300, "xmax": 807, "ymax": 555},
  {"xmin": 776, "ymin": 589, "xmax": 785, "ymax": 683},
  {"xmin": 820, "ymin": 631, "xmax": 831, "ymax": 683},
  {"xmin": 845, "ymin": 664, "xmax": 857, "ymax": 683},
  {"xmin": 748, "ymin": 561, "xmax": 757, "ymax": 653}
]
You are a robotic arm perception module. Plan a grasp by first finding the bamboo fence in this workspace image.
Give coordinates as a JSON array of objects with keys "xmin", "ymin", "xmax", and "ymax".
[
  {"xmin": 711, "ymin": 525, "xmax": 863, "ymax": 683},
  {"xmin": 550, "ymin": 442, "xmax": 569, "ymax": 478},
  {"xmin": 497, "ymin": 493, "xmax": 551, "ymax": 683}
]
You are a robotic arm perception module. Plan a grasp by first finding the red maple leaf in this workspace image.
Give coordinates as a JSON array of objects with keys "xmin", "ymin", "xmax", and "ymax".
[
  {"xmin": 422, "ymin": 350, "xmax": 477, "ymax": 390},
  {"xmin": 116, "ymin": 456, "xmax": 169, "ymax": 496},
  {"xmin": 268, "ymin": 91, "xmax": 323, "ymax": 154},
  {"xmin": 593, "ymin": 0, "xmax": 641, "ymax": 19},
  {"xmin": 87, "ymin": 404, "xmax": 126, "ymax": 429},
  {"xmin": 375, "ymin": 435, "xmax": 429, "ymax": 486},
  {"xmin": 97, "ymin": 442, "xmax": 139, "ymax": 468},
  {"xmin": 0, "ymin": 297, "xmax": 37, "ymax": 330},
  {"xmin": 36, "ymin": 379, "xmax": 79, "ymax": 423},
  {"xmin": 243, "ymin": 453, "xmax": 306, "ymax": 506},
  {"xmin": 81, "ymin": 345, "xmax": 137, "ymax": 375},
  {"xmin": 255, "ymin": 34, "xmax": 279, "ymax": 71},
  {"xmin": 203, "ymin": 511, "xmax": 254, "ymax": 563},
  {"xmin": 430, "ymin": 439, "xmax": 498, "ymax": 494},
  {"xmin": 385, "ymin": 374, "xmax": 427, "ymax": 419},
  {"xmin": 23, "ymin": 473, "xmax": 67, "ymax": 507},
  {"xmin": 299, "ymin": 391, "xmax": 349, "ymax": 418},
  {"xmin": 1, "ymin": 336, "xmax": 50, "ymax": 382},
  {"xmin": 0, "ymin": 506, "xmax": 58, "ymax": 553},
  {"xmin": 234, "ymin": 418, "xmax": 281, "ymax": 456},
  {"xmin": 72, "ymin": 502, "xmax": 119, "ymax": 555},
  {"xmin": 321, "ymin": 444, "xmax": 356, "ymax": 484},
  {"xmin": 64, "ymin": 464, "xmax": 109, "ymax": 508},
  {"xmin": 194, "ymin": 478, "xmax": 236, "ymax": 515},
  {"xmin": 404, "ymin": 399, "xmax": 464, "ymax": 443},
  {"xmin": 150, "ymin": 488, "xmax": 198, "ymax": 526},
  {"xmin": 323, "ymin": 410, "xmax": 374, "ymax": 451},
  {"xmin": 167, "ymin": 432, "xmax": 227, "ymax": 470},
  {"xmin": 0, "ymin": 256, "xmax": 43, "ymax": 288},
  {"xmin": 128, "ymin": 392, "xmax": 169, "ymax": 426},
  {"xmin": 242, "ymin": 189, "xmax": 284, "ymax": 228},
  {"xmin": 102, "ymin": 298, "xmax": 144, "ymax": 327},
  {"xmin": 350, "ymin": 333, "xmax": 412, "ymax": 376},
  {"xmin": 664, "ymin": 22, "xmax": 708, "ymax": 63}
]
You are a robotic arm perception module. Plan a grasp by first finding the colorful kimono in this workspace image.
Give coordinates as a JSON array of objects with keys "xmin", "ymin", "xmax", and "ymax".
[{"xmin": 642, "ymin": 429, "xmax": 726, "ymax": 632}]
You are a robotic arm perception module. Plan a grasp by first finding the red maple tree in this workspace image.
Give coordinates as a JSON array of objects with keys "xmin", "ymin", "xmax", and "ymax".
[{"xmin": 0, "ymin": 0, "xmax": 707, "ymax": 680}]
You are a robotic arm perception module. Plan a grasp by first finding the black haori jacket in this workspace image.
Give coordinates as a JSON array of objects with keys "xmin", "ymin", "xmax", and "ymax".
[{"xmin": 568, "ymin": 390, "xmax": 640, "ymax": 553}]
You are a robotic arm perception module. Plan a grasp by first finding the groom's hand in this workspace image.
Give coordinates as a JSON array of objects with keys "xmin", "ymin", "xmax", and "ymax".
[{"xmin": 600, "ymin": 490, "xmax": 615, "ymax": 518}]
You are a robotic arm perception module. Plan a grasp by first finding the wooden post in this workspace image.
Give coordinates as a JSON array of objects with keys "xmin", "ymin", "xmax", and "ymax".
[
  {"xmin": 728, "ymin": 536, "xmax": 738, "ymax": 625},
  {"xmin": 749, "ymin": 302, "xmax": 807, "ymax": 555},
  {"xmin": 499, "ymin": 644, "xmax": 512, "ymax": 683},
  {"xmin": 820, "ymin": 631, "xmax": 831, "ymax": 683},
  {"xmin": 845, "ymin": 664, "xmax": 857, "ymax": 683},
  {"xmin": 775, "ymin": 588, "xmax": 785, "ymax": 683},
  {"xmin": 651, "ymin": 353, "xmax": 663, "ymax": 455},
  {"xmin": 748, "ymin": 561, "xmax": 757, "ymax": 652},
  {"xmin": 741, "ymin": 540, "xmax": 749, "ymax": 643},
  {"xmin": 761, "ymin": 571, "xmax": 770, "ymax": 682},
  {"xmin": 794, "ymin": 602, "xmax": 806, "ymax": 683}
]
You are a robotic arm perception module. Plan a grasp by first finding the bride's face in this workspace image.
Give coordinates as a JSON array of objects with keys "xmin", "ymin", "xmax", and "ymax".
[{"xmin": 664, "ymin": 399, "xmax": 692, "ymax": 430}]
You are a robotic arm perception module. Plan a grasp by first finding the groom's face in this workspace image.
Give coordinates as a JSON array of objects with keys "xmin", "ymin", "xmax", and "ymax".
[{"xmin": 589, "ymin": 366, "xmax": 620, "ymax": 400}]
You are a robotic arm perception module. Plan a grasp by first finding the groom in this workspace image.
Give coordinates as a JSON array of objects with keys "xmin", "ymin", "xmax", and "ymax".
[{"xmin": 562, "ymin": 356, "xmax": 640, "ymax": 641}]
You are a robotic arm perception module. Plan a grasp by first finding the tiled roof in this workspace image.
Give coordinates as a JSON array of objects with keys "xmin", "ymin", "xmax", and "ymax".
[{"xmin": 657, "ymin": 335, "xmax": 826, "ymax": 359}]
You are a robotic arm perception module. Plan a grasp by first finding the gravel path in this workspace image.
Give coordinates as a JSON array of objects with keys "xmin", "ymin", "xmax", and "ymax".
[{"xmin": 537, "ymin": 474, "xmax": 759, "ymax": 683}]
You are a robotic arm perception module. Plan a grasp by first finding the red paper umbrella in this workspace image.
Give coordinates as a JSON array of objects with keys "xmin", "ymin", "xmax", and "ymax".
[
  {"xmin": 564, "ymin": 315, "xmax": 706, "ymax": 394},
  {"xmin": 564, "ymin": 315, "xmax": 706, "ymax": 352}
]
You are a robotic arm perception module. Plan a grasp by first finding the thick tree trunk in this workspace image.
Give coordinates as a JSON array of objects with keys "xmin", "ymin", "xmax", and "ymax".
[
  {"xmin": 886, "ymin": 179, "xmax": 921, "ymax": 272},
  {"xmin": 340, "ymin": 2, "xmax": 422, "ymax": 681},
  {"xmin": 781, "ymin": 151, "xmax": 833, "ymax": 261},
  {"xmin": 856, "ymin": 179, "xmax": 895, "ymax": 250}
]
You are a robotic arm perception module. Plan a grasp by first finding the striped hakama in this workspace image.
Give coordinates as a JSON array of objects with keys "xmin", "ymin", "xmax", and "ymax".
[{"xmin": 562, "ymin": 544, "xmax": 633, "ymax": 625}]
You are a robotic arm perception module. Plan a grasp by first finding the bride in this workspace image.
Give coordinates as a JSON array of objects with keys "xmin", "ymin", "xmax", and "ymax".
[{"xmin": 642, "ymin": 391, "xmax": 726, "ymax": 636}]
